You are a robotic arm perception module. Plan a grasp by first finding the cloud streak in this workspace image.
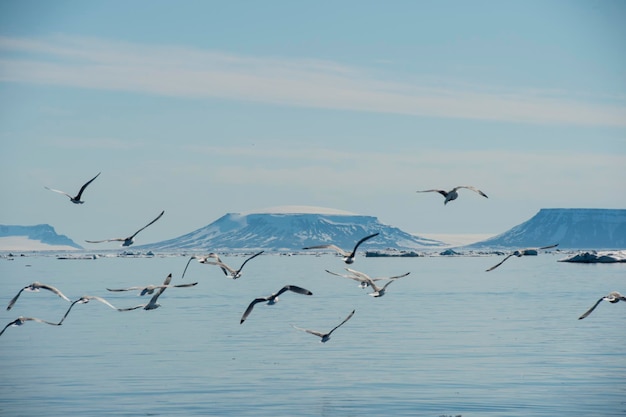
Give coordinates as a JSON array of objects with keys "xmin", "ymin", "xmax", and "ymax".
[
  {"xmin": 1, "ymin": 35, "xmax": 625, "ymax": 127},
  {"xmin": 181, "ymin": 144, "xmax": 626, "ymax": 199}
]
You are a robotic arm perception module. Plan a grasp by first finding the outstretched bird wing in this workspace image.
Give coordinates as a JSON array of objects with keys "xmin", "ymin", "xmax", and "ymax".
[
  {"xmin": 302, "ymin": 244, "xmax": 349, "ymax": 256},
  {"xmin": 85, "ymin": 237, "xmax": 126, "ymax": 243},
  {"xmin": 118, "ymin": 304, "xmax": 146, "ymax": 312},
  {"xmin": 327, "ymin": 309, "xmax": 355, "ymax": 336},
  {"xmin": 171, "ymin": 282, "xmax": 198, "ymax": 289},
  {"xmin": 344, "ymin": 268, "xmax": 371, "ymax": 280},
  {"xmin": 181, "ymin": 256, "xmax": 196, "ymax": 279},
  {"xmin": 44, "ymin": 187, "xmax": 74, "ymax": 199},
  {"xmin": 0, "ymin": 317, "xmax": 61, "ymax": 336},
  {"xmin": 205, "ymin": 260, "xmax": 237, "ymax": 276},
  {"xmin": 75, "ymin": 172, "xmax": 101, "ymax": 200},
  {"xmin": 240, "ymin": 298, "xmax": 266, "ymax": 324},
  {"xmin": 291, "ymin": 324, "xmax": 325, "ymax": 338},
  {"xmin": 6, "ymin": 283, "xmax": 71, "ymax": 310},
  {"xmin": 106, "ymin": 286, "xmax": 145, "ymax": 292},
  {"xmin": 276, "ymin": 285, "xmax": 313, "ymax": 297},
  {"xmin": 59, "ymin": 296, "xmax": 119, "ymax": 324},
  {"xmin": 237, "ymin": 251, "xmax": 264, "ymax": 272},
  {"xmin": 578, "ymin": 298, "xmax": 605, "ymax": 320},
  {"xmin": 416, "ymin": 189, "xmax": 448, "ymax": 197},
  {"xmin": 36, "ymin": 283, "xmax": 71, "ymax": 302},
  {"xmin": 385, "ymin": 272, "xmax": 410, "ymax": 280},
  {"xmin": 128, "ymin": 210, "xmax": 165, "ymax": 240},
  {"xmin": 454, "ymin": 185, "xmax": 488, "ymax": 198},
  {"xmin": 538, "ymin": 244, "xmax": 559, "ymax": 250},
  {"xmin": 6, "ymin": 288, "xmax": 27, "ymax": 311},
  {"xmin": 350, "ymin": 233, "xmax": 379, "ymax": 256},
  {"xmin": 325, "ymin": 269, "xmax": 358, "ymax": 279},
  {"xmin": 485, "ymin": 254, "xmax": 516, "ymax": 272}
]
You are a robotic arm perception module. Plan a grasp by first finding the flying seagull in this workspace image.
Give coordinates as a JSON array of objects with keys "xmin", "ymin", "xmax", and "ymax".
[
  {"xmin": 0, "ymin": 316, "xmax": 61, "ymax": 337},
  {"xmin": 578, "ymin": 291, "xmax": 626, "ymax": 320},
  {"xmin": 181, "ymin": 253, "xmax": 224, "ymax": 279},
  {"xmin": 204, "ymin": 251, "xmax": 264, "ymax": 279},
  {"xmin": 117, "ymin": 274, "xmax": 173, "ymax": 311},
  {"xmin": 86, "ymin": 210, "xmax": 165, "ymax": 247},
  {"xmin": 361, "ymin": 275, "xmax": 397, "ymax": 297},
  {"xmin": 240, "ymin": 285, "xmax": 313, "ymax": 324},
  {"xmin": 106, "ymin": 281, "xmax": 198, "ymax": 296},
  {"xmin": 485, "ymin": 244, "xmax": 559, "ymax": 272},
  {"xmin": 417, "ymin": 186, "xmax": 488, "ymax": 205},
  {"xmin": 302, "ymin": 232, "xmax": 379, "ymax": 264},
  {"xmin": 7, "ymin": 281, "xmax": 71, "ymax": 310},
  {"xmin": 44, "ymin": 172, "xmax": 101, "ymax": 204},
  {"xmin": 325, "ymin": 268, "xmax": 410, "ymax": 289},
  {"xmin": 292, "ymin": 309, "xmax": 355, "ymax": 343},
  {"xmin": 58, "ymin": 295, "xmax": 120, "ymax": 324}
]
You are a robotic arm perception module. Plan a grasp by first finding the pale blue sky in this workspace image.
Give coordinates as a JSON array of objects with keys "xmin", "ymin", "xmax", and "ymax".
[{"xmin": 1, "ymin": 1, "xmax": 625, "ymax": 246}]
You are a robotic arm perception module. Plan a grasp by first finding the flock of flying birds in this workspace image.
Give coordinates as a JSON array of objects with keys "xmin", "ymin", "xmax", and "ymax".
[{"xmin": 1, "ymin": 173, "xmax": 623, "ymax": 337}]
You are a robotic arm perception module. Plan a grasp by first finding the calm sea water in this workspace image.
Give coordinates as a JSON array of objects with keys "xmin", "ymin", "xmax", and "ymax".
[{"xmin": 0, "ymin": 251, "xmax": 624, "ymax": 417}]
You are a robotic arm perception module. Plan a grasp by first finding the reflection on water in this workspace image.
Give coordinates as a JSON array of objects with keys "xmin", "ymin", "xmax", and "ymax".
[{"xmin": 0, "ymin": 253, "xmax": 624, "ymax": 416}]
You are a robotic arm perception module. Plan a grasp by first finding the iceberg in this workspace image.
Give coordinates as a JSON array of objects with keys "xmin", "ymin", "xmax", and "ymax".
[{"xmin": 558, "ymin": 250, "xmax": 626, "ymax": 263}]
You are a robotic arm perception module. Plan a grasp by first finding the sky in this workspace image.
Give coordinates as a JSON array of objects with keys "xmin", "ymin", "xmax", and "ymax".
[{"xmin": 0, "ymin": 0, "xmax": 625, "ymax": 248}]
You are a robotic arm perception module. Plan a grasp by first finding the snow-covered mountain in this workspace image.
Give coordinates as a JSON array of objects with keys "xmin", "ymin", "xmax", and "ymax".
[
  {"xmin": 464, "ymin": 208, "xmax": 626, "ymax": 249},
  {"xmin": 0, "ymin": 224, "xmax": 83, "ymax": 250},
  {"xmin": 137, "ymin": 207, "xmax": 445, "ymax": 251}
]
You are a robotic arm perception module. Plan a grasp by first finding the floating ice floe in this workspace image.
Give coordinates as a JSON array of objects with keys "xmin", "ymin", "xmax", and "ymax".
[{"xmin": 558, "ymin": 250, "xmax": 626, "ymax": 263}]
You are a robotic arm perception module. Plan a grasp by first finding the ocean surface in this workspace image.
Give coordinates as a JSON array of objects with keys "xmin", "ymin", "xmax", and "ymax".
[{"xmin": 0, "ymin": 251, "xmax": 624, "ymax": 417}]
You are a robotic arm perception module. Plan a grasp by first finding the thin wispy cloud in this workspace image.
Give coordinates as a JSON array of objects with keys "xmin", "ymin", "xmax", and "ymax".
[
  {"xmin": 49, "ymin": 137, "xmax": 146, "ymax": 151},
  {"xmin": 177, "ymin": 145, "xmax": 626, "ymax": 202},
  {"xmin": 1, "ymin": 35, "xmax": 625, "ymax": 127}
]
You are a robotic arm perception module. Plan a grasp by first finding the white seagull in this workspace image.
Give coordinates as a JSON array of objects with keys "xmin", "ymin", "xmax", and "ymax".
[
  {"xmin": 485, "ymin": 244, "xmax": 559, "ymax": 272},
  {"xmin": 0, "ymin": 316, "xmax": 61, "ymax": 337},
  {"xmin": 181, "ymin": 253, "xmax": 224, "ymax": 279},
  {"xmin": 86, "ymin": 210, "xmax": 165, "ymax": 247},
  {"xmin": 204, "ymin": 251, "xmax": 264, "ymax": 279},
  {"xmin": 44, "ymin": 172, "xmax": 101, "ymax": 204},
  {"xmin": 106, "ymin": 281, "xmax": 197, "ymax": 296},
  {"xmin": 578, "ymin": 291, "xmax": 626, "ymax": 320},
  {"xmin": 417, "ymin": 186, "xmax": 488, "ymax": 205},
  {"xmin": 240, "ymin": 285, "xmax": 313, "ymax": 324},
  {"xmin": 58, "ymin": 295, "xmax": 120, "ymax": 324},
  {"xmin": 362, "ymin": 275, "xmax": 397, "ymax": 297},
  {"xmin": 325, "ymin": 268, "xmax": 410, "ymax": 289},
  {"xmin": 7, "ymin": 281, "xmax": 71, "ymax": 310},
  {"xmin": 292, "ymin": 309, "xmax": 355, "ymax": 343},
  {"xmin": 117, "ymin": 274, "xmax": 173, "ymax": 311},
  {"xmin": 302, "ymin": 232, "xmax": 379, "ymax": 264}
]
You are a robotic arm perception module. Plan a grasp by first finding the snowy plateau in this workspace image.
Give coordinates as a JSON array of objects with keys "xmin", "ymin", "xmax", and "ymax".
[
  {"xmin": 465, "ymin": 208, "xmax": 626, "ymax": 250},
  {"xmin": 0, "ymin": 224, "xmax": 83, "ymax": 251},
  {"xmin": 2, "ymin": 207, "xmax": 625, "ymax": 252},
  {"xmin": 136, "ymin": 209, "xmax": 445, "ymax": 252}
]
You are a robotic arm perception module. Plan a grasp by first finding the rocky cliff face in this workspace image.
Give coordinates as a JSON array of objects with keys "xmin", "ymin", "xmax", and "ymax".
[
  {"xmin": 465, "ymin": 209, "xmax": 626, "ymax": 249},
  {"xmin": 137, "ymin": 211, "xmax": 444, "ymax": 251}
]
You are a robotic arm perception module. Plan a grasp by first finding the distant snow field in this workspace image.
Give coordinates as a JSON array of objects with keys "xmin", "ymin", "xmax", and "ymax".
[
  {"xmin": 0, "ymin": 236, "xmax": 80, "ymax": 252},
  {"xmin": 420, "ymin": 233, "xmax": 496, "ymax": 247}
]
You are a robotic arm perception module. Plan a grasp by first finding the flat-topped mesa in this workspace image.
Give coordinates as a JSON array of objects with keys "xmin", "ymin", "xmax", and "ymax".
[
  {"xmin": 0, "ymin": 224, "xmax": 83, "ymax": 251},
  {"xmin": 465, "ymin": 208, "xmax": 626, "ymax": 250},
  {"xmin": 137, "ymin": 205, "xmax": 445, "ymax": 251}
]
